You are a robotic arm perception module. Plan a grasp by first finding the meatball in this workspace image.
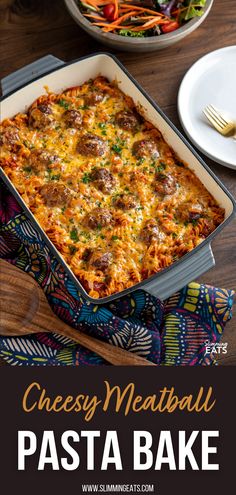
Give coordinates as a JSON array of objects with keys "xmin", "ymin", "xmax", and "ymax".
[
  {"xmin": 115, "ymin": 111, "xmax": 140, "ymax": 132},
  {"xmin": 63, "ymin": 109, "xmax": 82, "ymax": 128},
  {"xmin": 88, "ymin": 250, "xmax": 113, "ymax": 271},
  {"xmin": 91, "ymin": 168, "xmax": 116, "ymax": 194},
  {"xmin": 85, "ymin": 208, "xmax": 113, "ymax": 229},
  {"xmin": 132, "ymin": 139, "xmax": 159, "ymax": 159},
  {"xmin": 200, "ymin": 218, "xmax": 215, "ymax": 237},
  {"xmin": 29, "ymin": 104, "xmax": 54, "ymax": 129},
  {"xmin": 0, "ymin": 126, "xmax": 20, "ymax": 150},
  {"xmin": 114, "ymin": 194, "xmax": 138, "ymax": 210},
  {"xmin": 154, "ymin": 173, "xmax": 177, "ymax": 196},
  {"xmin": 77, "ymin": 134, "xmax": 107, "ymax": 157},
  {"xmin": 28, "ymin": 149, "xmax": 60, "ymax": 173},
  {"xmin": 39, "ymin": 183, "xmax": 72, "ymax": 207},
  {"xmin": 175, "ymin": 202, "xmax": 203, "ymax": 223},
  {"xmin": 84, "ymin": 90, "xmax": 105, "ymax": 106},
  {"xmin": 140, "ymin": 220, "xmax": 164, "ymax": 244}
]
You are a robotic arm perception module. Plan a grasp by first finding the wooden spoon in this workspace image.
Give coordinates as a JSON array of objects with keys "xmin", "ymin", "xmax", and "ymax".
[{"xmin": 0, "ymin": 259, "xmax": 155, "ymax": 366}]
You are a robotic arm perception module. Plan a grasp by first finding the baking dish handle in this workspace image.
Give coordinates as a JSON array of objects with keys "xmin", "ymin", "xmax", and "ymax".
[
  {"xmin": 1, "ymin": 55, "xmax": 64, "ymax": 96},
  {"xmin": 145, "ymin": 242, "xmax": 215, "ymax": 301}
]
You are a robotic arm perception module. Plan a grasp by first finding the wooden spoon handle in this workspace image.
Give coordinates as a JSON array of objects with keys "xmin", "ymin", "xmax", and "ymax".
[
  {"xmin": 0, "ymin": 259, "xmax": 155, "ymax": 366},
  {"xmin": 54, "ymin": 323, "xmax": 156, "ymax": 366}
]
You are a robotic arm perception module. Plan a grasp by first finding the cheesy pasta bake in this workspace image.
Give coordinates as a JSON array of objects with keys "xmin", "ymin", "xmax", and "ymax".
[{"xmin": 0, "ymin": 77, "xmax": 225, "ymax": 298}]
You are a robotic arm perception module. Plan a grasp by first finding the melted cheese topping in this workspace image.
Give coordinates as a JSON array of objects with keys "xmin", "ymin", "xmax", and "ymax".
[{"xmin": 0, "ymin": 77, "xmax": 225, "ymax": 298}]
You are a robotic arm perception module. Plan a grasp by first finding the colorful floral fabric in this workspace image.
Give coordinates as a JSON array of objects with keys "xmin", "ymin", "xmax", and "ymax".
[{"xmin": 0, "ymin": 180, "xmax": 234, "ymax": 366}]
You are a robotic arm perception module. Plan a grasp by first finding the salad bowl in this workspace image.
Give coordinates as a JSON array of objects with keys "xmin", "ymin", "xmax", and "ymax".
[{"xmin": 64, "ymin": 0, "xmax": 214, "ymax": 52}]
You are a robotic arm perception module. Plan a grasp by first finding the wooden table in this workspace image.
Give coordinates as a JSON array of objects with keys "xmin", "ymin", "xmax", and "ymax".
[{"xmin": 0, "ymin": 0, "xmax": 235, "ymax": 365}]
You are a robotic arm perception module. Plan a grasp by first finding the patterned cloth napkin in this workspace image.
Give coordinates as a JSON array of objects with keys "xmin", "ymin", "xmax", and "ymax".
[{"xmin": 0, "ymin": 180, "xmax": 234, "ymax": 366}]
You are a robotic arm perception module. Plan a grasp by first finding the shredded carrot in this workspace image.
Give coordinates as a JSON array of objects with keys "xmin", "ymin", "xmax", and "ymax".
[
  {"xmin": 85, "ymin": 0, "xmax": 110, "ymax": 5},
  {"xmin": 83, "ymin": 0, "xmax": 99, "ymax": 11},
  {"xmin": 84, "ymin": 13, "xmax": 106, "ymax": 20},
  {"xmin": 113, "ymin": 0, "xmax": 119, "ymax": 19},
  {"xmin": 133, "ymin": 15, "xmax": 162, "ymax": 20},
  {"xmin": 130, "ymin": 17, "xmax": 163, "ymax": 31},
  {"xmin": 131, "ymin": 19, "xmax": 168, "ymax": 31},
  {"xmin": 101, "ymin": 24, "xmax": 134, "ymax": 31},
  {"xmin": 103, "ymin": 9, "xmax": 145, "ymax": 28},
  {"xmin": 119, "ymin": 4, "xmax": 165, "ymax": 16},
  {"xmin": 93, "ymin": 22, "xmax": 112, "ymax": 26}
]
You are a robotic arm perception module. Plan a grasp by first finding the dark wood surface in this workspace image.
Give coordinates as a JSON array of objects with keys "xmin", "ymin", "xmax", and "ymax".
[{"xmin": 0, "ymin": 0, "xmax": 235, "ymax": 365}]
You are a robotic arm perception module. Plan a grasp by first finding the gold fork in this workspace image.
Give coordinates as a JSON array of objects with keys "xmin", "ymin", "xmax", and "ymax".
[{"xmin": 203, "ymin": 104, "xmax": 235, "ymax": 136}]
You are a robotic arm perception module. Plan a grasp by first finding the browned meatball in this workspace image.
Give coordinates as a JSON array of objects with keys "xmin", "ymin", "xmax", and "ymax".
[
  {"xmin": 77, "ymin": 134, "xmax": 107, "ymax": 157},
  {"xmin": 91, "ymin": 168, "xmax": 116, "ymax": 194},
  {"xmin": 85, "ymin": 208, "xmax": 113, "ymax": 229},
  {"xmin": 132, "ymin": 139, "xmax": 159, "ymax": 159},
  {"xmin": 200, "ymin": 218, "xmax": 215, "ymax": 237},
  {"xmin": 0, "ymin": 126, "xmax": 20, "ymax": 150},
  {"xmin": 88, "ymin": 251, "xmax": 113, "ymax": 271},
  {"xmin": 154, "ymin": 173, "xmax": 177, "ymax": 196},
  {"xmin": 115, "ymin": 111, "xmax": 140, "ymax": 132},
  {"xmin": 63, "ymin": 109, "xmax": 82, "ymax": 128},
  {"xmin": 175, "ymin": 202, "xmax": 203, "ymax": 223},
  {"xmin": 39, "ymin": 183, "xmax": 72, "ymax": 207},
  {"xmin": 84, "ymin": 90, "xmax": 104, "ymax": 106},
  {"xmin": 28, "ymin": 149, "xmax": 60, "ymax": 173},
  {"xmin": 140, "ymin": 220, "xmax": 164, "ymax": 244},
  {"xmin": 29, "ymin": 104, "xmax": 54, "ymax": 129},
  {"xmin": 114, "ymin": 194, "xmax": 138, "ymax": 210}
]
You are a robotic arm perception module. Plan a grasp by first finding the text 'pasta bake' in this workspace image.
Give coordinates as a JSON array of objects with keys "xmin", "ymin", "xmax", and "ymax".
[{"xmin": 0, "ymin": 77, "xmax": 225, "ymax": 298}]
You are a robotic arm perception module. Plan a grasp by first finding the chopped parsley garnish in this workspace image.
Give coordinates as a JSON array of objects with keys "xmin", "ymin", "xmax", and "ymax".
[
  {"xmin": 82, "ymin": 173, "xmax": 91, "ymax": 184},
  {"xmin": 112, "ymin": 144, "xmax": 122, "ymax": 154},
  {"xmin": 137, "ymin": 157, "xmax": 145, "ymax": 165},
  {"xmin": 69, "ymin": 245, "xmax": 77, "ymax": 255},
  {"xmin": 156, "ymin": 162, "xmax": 166, "ymax": 173},
  {"xmin": 58, "ymin": 99, "xmax": 69, "ymax": 110},
  {"xmin": 157, "ymin": 172, "xmax": 166, "ymax": 180},
  {"xmin": 98, "ymin": 123, "xmax": 106, "ymax": 129},
  {"xmin": 23, "ymin": 166, "xmax": 32, "ymax": 174},
  {"xmin": 116, "ymin": 137, "xmax": 125, "ymax": 146},
  {"xmin": 70, "ymin": 228, "xmax": 79, "ymax": 242},
  {"xmin": 50, "ymin": 174, "xmax": 61, "ymax": 181},
  {"xmin": 79, "ymin": 104, "xmax": 89, "ymax": 110},
  {"xmin": 112, "ymin": 235, "xmax": 119, "ymax": 241},
  {"xmin": 96, "ymin": 224, "xmax": 102, "ymax": 231}
]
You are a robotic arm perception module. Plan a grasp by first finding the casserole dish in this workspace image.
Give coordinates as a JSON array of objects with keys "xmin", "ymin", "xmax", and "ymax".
[{"xmin": 1, "ymin": 53, "xmax": 235, "ymax": 304}]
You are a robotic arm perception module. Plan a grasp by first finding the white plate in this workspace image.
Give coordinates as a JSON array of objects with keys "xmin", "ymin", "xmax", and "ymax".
[{"xmin": 178, "ymin": 46, "xmax": 236, "ymax": 170}]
